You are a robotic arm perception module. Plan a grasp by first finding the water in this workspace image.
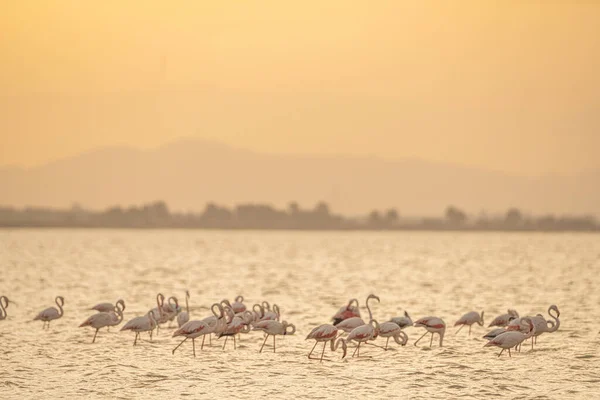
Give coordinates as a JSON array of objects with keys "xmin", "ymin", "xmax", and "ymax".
[{"xmin": 1, "ymin": 229, "xmax": 599, "ymax": 399}]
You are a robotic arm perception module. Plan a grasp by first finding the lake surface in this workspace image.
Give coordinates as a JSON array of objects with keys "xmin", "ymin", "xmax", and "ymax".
[{"xmin": 1, "ymin": 229, "xmax": 599, "ymax": 399}]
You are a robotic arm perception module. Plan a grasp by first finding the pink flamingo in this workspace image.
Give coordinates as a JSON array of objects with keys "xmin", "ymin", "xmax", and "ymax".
[
  {"xmin": 107, "ymin": 299, "xmax": 126, "ymax": 330},
  {"xmin": 34, "ymin": 296, "xmax": 65, "ymax": 329},
  {"xmin": 217, "ymin": 312, "xmax": 250, "ymax": 350},
  {"xmin": 121, "ymin": 311, "xmax": 157, "ymax": 345},
  {"xmin": 488, "ymin": 309, "xmax": 519, "ymax": 327},
  {"xmin": 172, "ymin": 303, "xmax": 227, "ymax": 356},
  {"xmin": 414, "ymin": 316, "xmax": 446, "ymax": 347},
  {"xmin": 484, "ymin": 317, "xmax": 535, "ymax": 357},
  {"xmin": 332, "ymin": 298, "xmax": 361, "ymax": 325},
  {"xmin": 79, "ymin": 300, "xmax": 125, "ymax": 343},
  {"xmin": 389, "ymin": 311, "xmax": 413, "ymax": 329},
  {"xmin": 91, "ymin": 301, "xmax": 118, "ymax": 313},
  {"xmin": 378, "ymin": 321, "xmax": 409, "ymax": 350},
  {"xmin": 335, "ymin": 294, "xmax": 380, "ymax": 333},
  {"xmin": 347, "ymin": 319, "xmax": 380, "ymax": 357},
  {"xmin": 232, "ymin": 295, "xmax": 246, "ymax": 313},
  {"xmin": 253, "ymin": 320, "xmax": 296, "ymax": 353},
  {"xmin": 454, "ymin": 311, "xmax": 484, "ymax": 335},
  {"xmin": 177, "ymin": 291, "xmax": 191, "ymax": 328},
  {"xmin": 306, "ymin": 324, "xmax": 347, "ymax": 362},
  {"xmin": 0, "ymin": 296, "xmax": 12, "ymax": 320}
]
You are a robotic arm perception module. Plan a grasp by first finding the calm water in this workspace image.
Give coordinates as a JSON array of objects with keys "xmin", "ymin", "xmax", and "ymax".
[{"xmin": 1, "ymin": 229, "xmax": 599, "ymax": 399}]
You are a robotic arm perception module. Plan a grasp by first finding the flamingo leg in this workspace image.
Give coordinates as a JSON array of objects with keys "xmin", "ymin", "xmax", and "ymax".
[
  {"xmin": 320, "ymin": 341, "xmax": 326, "ymax": 362},
  {"xmin": 222, "ymin": 337, "xmax": 228, "ymax": 350},
  {"xmin": 134, "ymin": 332, "xmax": 139, "ymax": 346},
  {"xmin": 150, "ymin": 329, "xmax": 153, "ymax": 341},
  {"xmin": 498, "ymin": 348, "xmax": 504, "ymax": 357},
  {"xmin": 468, "ymin": 325, "xmax": 472, "ymax": 336},
  {"xmin": 209, "ymin": 335, "xmax": 212, "ymax": 346},
  {"xmin": 414, "ymin": 331, "xmax": 429, "ymax": 347},
  {"xmin": 260, "ymin": 334, "xmax": 269, "ymax": 353},
  {"xmin": 92, "ymin": 328, "xmax": 99, "ymax": 343},
  {"xmin": 358, "ymin": 342, "xmax": 361, "ymax": 357},
  {"xmin": 308, "ymin": 341, "xmax": 318, "ymax": 359},
  {"xmin": 192, "ymin": 338, "xmax": 196, "ymax": 357},
  {"xmin": 430, "ymin": 333, "xmax": 434, "ymax": 347},
  {"xmin": 273, "ymin": 335, "xmax": 276, "ymax": 353},
  {"xmin": 172, "ymin": 337, "xmax": 188, "ymax": 354},
  {"xmin": 201, "ymin": 335, "xmax": 206, "ymax": 350},
  {"xmin": 508, "ymin": 348, "xmax": 512, "ymax": 358},
  {"xmin": 531, "ymin": 337, "xmax": 534, "ymax": 349},
  {"xmin": 233, "ymin": 335, "xmax": 237, "ymax": 350},
  {"xmin": 455, "ymin": 325, "xmax": 464, "ymax": 334}
]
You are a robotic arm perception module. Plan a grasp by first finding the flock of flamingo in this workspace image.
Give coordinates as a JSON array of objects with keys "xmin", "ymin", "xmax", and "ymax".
[{"xmin": 0, "ymin": 293, "xmax": 560, "ymax": 361}]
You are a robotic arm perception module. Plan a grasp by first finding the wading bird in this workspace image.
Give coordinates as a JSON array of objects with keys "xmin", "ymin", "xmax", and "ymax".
[
  {"xmin": 121, "ymin": 311, "xmax": 157, "ymax": 345},
  {"xmin": 347, "ymin": 319, "xmax": 380, "ymax": 358},
  {"xmin": 378, "ymin": 321, "xmax": 409, "ymax": 350},
  {"xmin": 253, "ymin": 320, "xmax": 296, "ymax": 353},
  {"xmin": 34, "ymin": 296, "xmax": 65, "ymax": 329},
  {"xmin": 484, "ymin": 317, "xmax": 535, "ymax": 357},
  {"xmin": 335, "ymin": 294, "xmax": 380, "ymax": 333},
  {"xmin": 455, "ymin": 311, "xmax": 484, "ymax": 335},
  {"xmin": 390, "ymin": 311, "xmax": 413, "ymax": 330},
  {"xmin": 80, "ymin": 300, "xmax": 125, "ymax": 343},
  {"xmin": 488, "ymin": 309, "xmax": 519, "ymax": 327},
  {"xmin": 414, "ymin": 316, "xmax": 446, "ymax": 347},
  {"xmin": 177, "ymin": 290, "xmax": 191, "ymax": 328}
]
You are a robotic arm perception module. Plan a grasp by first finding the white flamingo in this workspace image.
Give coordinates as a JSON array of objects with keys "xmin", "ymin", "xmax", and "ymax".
[
  {"xmin": 414, "ymin": 316, "xmax": 446, "ymax": 347},
  {"xmin": 34, "ymin": 296, "xmax": 65, "ymax": 329},
  {"xmin": 253, "ymin": 320, "xmax": 296, "ymax": 353},
  {"xmin": 484, "ymin": 317, "xmax": 535, "ymax": 357},
  {"xmin": 454, "ymin": 311, "xmax": 484, "ymax": 335},
  {"xmin": 121, "ymin": 311, "xmax": 157, "ymax": 345}
]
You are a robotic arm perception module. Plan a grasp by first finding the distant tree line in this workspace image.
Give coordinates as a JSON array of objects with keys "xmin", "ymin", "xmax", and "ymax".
[{"xmin": 0, "ymin": 201, "xmax": 598, "ymax": 231}]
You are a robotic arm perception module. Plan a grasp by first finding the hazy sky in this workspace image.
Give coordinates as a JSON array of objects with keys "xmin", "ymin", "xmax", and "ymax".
[{"xmin": 1, "ymin": 1, "xmax": 599, "ymax": 176}]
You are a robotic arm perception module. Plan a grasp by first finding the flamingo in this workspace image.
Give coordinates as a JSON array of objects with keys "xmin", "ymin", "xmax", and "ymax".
[
  {"xmin": 454, "ymin": 311, "xmax": 484, "ymax": 335},
  {"xmin": 177, "ymin": 290, "xmax": 191, "ymax": 328},
  {"xmin": 91, "ymin": 301, "xmax": 118, "ymax": 313},
  {"xmin": 306, "ymin": 324, "xmax": 347, "ymax": 362},
  {"xmin": 172, "ymin": 303, "xmax": 225, "ymax": 356},
  {"xmin": 0, "ymin": 296, "xmax": 11, "ymax": 320},
  {"xmin": 34, "ymin": 296, "xmax": 65, "ymax": 329},
  {"xmin": 121, "ymin": 311, "xmax": 157, "ymax": 345},
  {"xmin": 530, "ymin": 305, "xmax": 560, "ymax": 348},
  {"xmin": 232, "ymin": 295, "xmax": 246, "ymax": 313},
  {"xmin": 107, "ymin": 299, "xmax": 126, "ymax": 330},
  {"xmin": 347, "ymin": 319, "xmax": 380, "ymax": 357},
  {"xmin": 414, "ymin": 317, "xmax": 446, "ymax": 347},
  {"xmin": 483, "ymin": 328, "xmax": 509, "ymax": 340},
  {"xmin": 390, "ymin": 311, "xmax": 413, "ymax": 330},
  {"xmin": 260, "ymin": 304, "xmax": 280, "ymax": 321},
  {"xmin": 335, "ymin": 294, "xmax": 380, "ymax": 333},
  {"xmin": 378, "ymin": 321, "xmax": 409, "ymax": 350},
  {"xmin": 201, "ymin": 303, "xmax": 226, "ymax": 345},
  {"xmin": 484, "ymin": 317, "xmax": 535, "ymax": 357},
  {"xmin": 253, "ymin": 320, "xmax": 296, "ymax": 353},
  {"xmin": 217, "ymin": 311, "xmax": 250, "ymax": 350},
  {"xmin": 488, "ymin": 309, "xmax": 519, "ymax": 327},
  {"xmin": 149, "ymin": 293, "xmax": 166, "ymax": 332},
  {"xmin": 162, "ymin": 296, "xmax": 180, "ymax": 326},
  {"xmin": 79, "ymin": 300, "xmax": 125, "ymax": 343},
  {"xmin": 332, "ymin": 298, "xmax": 361, "ymax": 325}
]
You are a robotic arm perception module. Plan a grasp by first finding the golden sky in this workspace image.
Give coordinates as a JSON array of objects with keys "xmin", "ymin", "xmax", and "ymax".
[{"xmin": 1, "ymin": 1, "xmax": 599, "ymax": 175}]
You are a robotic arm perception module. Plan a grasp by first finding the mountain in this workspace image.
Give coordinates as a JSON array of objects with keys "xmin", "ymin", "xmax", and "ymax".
[{"xmin": 1, "ymin": 139, "xmax": 599, "ymax": 216}]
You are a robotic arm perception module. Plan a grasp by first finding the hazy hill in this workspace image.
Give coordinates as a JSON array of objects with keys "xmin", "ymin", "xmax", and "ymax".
[{"xmin": 1, "ymin": 139, "xmax": 599, "ymax": 216}]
